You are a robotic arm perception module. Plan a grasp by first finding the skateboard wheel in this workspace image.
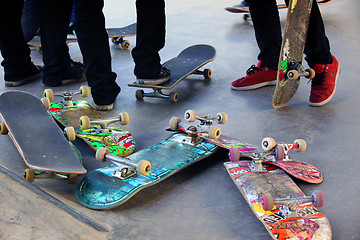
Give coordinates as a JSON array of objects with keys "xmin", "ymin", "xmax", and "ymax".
[
  {"xmin": 80, "ymin": 85, "xmax": 90, "ymax": 98},
  {"xmin": 43, "ymin": 88, "xmax": 54, "ymax": 101},
  {"xmin": 135, "ymin": 89, "xmax": 144, "ymax": 100},
  {"xmin": 203, "ymin": 69, "xmax": 211, "ymax": 78},
  {"xmin": 24, "ymin": 169, "xmax": 35, "ymax": 182},
  {"xmin": 111, "ymin": 37, "xmax": 119, "ymax": 45},
  {"xmin": 262, "ymin": 137, "xmax": 276, "ymax": 151},
  {"xmin": 312, "ymin": 190, "xmax": 324, "ymax": 208},
  {"xmin": 305, "ymin": 68, "xmax": 316, "ymax": 79},
  {"xmin": 287, "ymin": 70, "xmax": 299, "ymax": 80},
  {"xmin": 67, "ymin": 174, "xmax": 78, "ymax": 184},
  {"xmin": 41, "ymin": 97, "xmax": 51, "ymax": 110},
  {"xmin": 184, "ymin": 110, "xmax": 197, "ymax": 122},
  {"xmin": 64, "ymin": 127, "xmax": 76, "ymax": 141},
  {"xmin": 216, "ymin": 112, "xmax": 228, "ymax": 124},
  {"xmin": 261, "ymin": 193, "xmax": 274, "ymax": 211},
  {"xmin": 37, "ymin": 47, "xmax": 42, "ymax": 54},
  {"xmin": 294, "ymin": 139, "xmax": 306, "ymax": 152},
  {"xmin": 275, "ymin": 145, "xmax": 285, "ymax": 161},
  {"xmin": 208, "ymin": 125, "xmax": 221, "ymax": 140},
  {"xmin": 229, "ymin": 147, "xmax": 240, "ymax": 162},
  {"xmin": 119, "ymin": 112, "xmax": 129, "ymax": 125},
  {"xmin": 169, "ymin": 92, "xmax": 178, "ymax": 103},
  {"xmin": 96, "ymin": 147, "xmax": 109, "ymax": 162},
  {"xmin": 169, "ymin": 117, "xmax": 181, "ymax": 130},
  {"xmin": 0, "ymin": 123, "xmax": 8, "ymax": 135},
  {"xmin": 121, "ymin": 40, "xmax": 130, "ymax": 50},
  {"xmin": 243, "ymin": 14, "xmax": 250, "ymax": 22},
  {"xmin": 137, "ymin": 160, "xmax": 151, "ymax": 176},
  {"xmin": 79, "ymin": 116, "xmax": 91, "ymax": 130}
]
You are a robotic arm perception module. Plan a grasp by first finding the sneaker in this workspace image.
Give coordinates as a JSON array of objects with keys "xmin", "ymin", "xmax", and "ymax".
[
  {"xmin": 93, "ymin": 103, "xmax": 114, "ymax": 111},
  {"xmin": 231, "ymin": 62, "xmax": 277, "ymax": 90},
  {"xmin": 136, "ymin": 67, "xmax": 170, "ymax": 85},
  {"xmin": 309, "ymin": 55, "xmax": 340, "ymax": 107},
  {"xmin": 61, "ymin": 60, "xmax": 86, "ymax": 85},
  {"xmin": 5, "ymin": 64, "xmax": 41, "ymax": 87}
]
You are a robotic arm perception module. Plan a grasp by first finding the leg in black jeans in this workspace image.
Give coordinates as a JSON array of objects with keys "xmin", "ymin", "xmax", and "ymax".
[
  {"xmin": 74, "ymin": 0, "xmax": 120, "ymax": 105},
  {"xmin": 132, "ymin": 0, "xmax": 166, "ymax": 78}
]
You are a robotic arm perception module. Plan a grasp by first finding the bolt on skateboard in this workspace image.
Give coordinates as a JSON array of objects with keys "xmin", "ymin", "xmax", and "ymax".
[
  {"xmin": 128, "ymin": 44, "xmax": 216, "ymax": 103},
  {"xmin": 0, "ymin": 91, "xmax": 87, "ymax": 183},
  {"xmin": 224, "ymin": 161, "xmax": 331, "ymax": 239},
  {"xmin": 168, "ymin": 110, "xmax": 322, "ymax": 183},
  {"xmin": 44, "ymin": 86, "xmax": 136, "ymax": 157},
  {"xmin": 76, "ymin": 132, "xmax": 218, "ymax": 210}
]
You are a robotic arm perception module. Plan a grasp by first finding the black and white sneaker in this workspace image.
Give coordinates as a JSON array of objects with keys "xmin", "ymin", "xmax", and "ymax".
[{"xmin": 136, "ymin": 67, "xmax": 170, "ymax": 85}]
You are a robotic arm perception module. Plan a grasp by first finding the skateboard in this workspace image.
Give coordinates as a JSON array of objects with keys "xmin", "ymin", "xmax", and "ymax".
[
  {"xmin": 168, "ymin": 110, "xmax": 323, "ymax": 183},
  {"xmin": 0, "ymin": 91, "xmax": 87, "ymax": 183},
  {"xmin": 128, "ymin": 44, "xmax": 216, "ymax": 103},
  {"xmin": 225, "ymin": 0, "xmax": 333, "ymax": 22},
  {"xmin": 44, "ymin": 86, "xmax": 136, "ymax": 157},
  {"xmin": 272, "ymin": 0, "xmax": 318, "ymax": 108},
  {"xmin": 27, "ymin": 23, "xmax": 136, "ymax": 52},
  {"xmin": 224, "ymin": 161, "xmax": 331, "ymax": 239},
  {"xmin": 76, "ymin": 132, "xmax": 218, "ymax": 209}
]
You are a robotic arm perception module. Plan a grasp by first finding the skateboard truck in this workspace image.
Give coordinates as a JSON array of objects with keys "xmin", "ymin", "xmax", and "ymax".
[
  {"xmin": 284, "ymin": 62, "xmax": 316, "ymax": 81},
  {"xmin": 96, "ymin": 147, "xmax": 151, "ymax": 180},
  {"xmin": 79, "ymin": 112, "xmax": 129, "ymax": 134},
  {"xmin": 262, "ymin": 137, "xmax": 307, "ymax": 161},
  {"xmin": 44, "ymin": 85, "xmax": 90, "ymax": 107},
  {"xmin": 244, "ymin": 152, "xmax": 267, "ymax": 173},
  {"xmin": 261, "ymin": 190, "xmax": 324, "ymax": 217},
  {"xmin": 136, "ymin": 88, "xmax": 179, "ymax": 103}
]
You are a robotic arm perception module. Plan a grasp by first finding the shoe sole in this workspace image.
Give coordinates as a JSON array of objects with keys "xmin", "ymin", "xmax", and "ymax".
[
  {"xmin": 309, "ymin": 63, "xmax": 341, "ymax": 107},
  {"xmin": 5, "ymin": 73, "xmax": 41, "ymax": 87},
  {"xmin": 231, "ymin": 80, "xmax": 276, "ymax": 91},
  {"xmin": 136, "ymin": 76, "xmax": 170, "ymax": 86}
]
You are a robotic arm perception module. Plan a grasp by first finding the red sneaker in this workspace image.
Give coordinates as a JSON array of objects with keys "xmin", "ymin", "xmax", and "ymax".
[
  {"xmin": 309, "ymin": 55, "xmax": 340, "ymax": 106},
  {"xmin": 231, "ymin": 62, "xmax": 277, "ymax": 90}
]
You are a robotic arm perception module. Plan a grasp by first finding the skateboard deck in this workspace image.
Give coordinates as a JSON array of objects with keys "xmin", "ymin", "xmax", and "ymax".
[
  {"xmin": 272, "ymin": 0, "xmax": 316, "ymax": 108},
  {"xmin": 0, "ymin": 91, "xmax": 86, "ymax": 177},
  {"xmin": 224, "ymin": 161, "xmax": 331, "ymax": 239},
  {"xmin": 168, "ymin": 111, "xmax": 323, "ymax": 183},
  {"xmin": 76, "ymin": 132, "xmax": 218, "ymax": 209},
  {"xmin": 46, "ymin": 89, "xmax": 136, "ymax": 157},
  {"xmin": 128, "ymin": 44, "xmax": 216, "ymax": 102},
  {"xmin": 27, "ymin": 23, "xmax": 136, "ymax": 50}
]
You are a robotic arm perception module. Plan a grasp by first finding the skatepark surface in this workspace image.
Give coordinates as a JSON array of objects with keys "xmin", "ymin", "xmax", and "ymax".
[{"xmin": 0, "ymin": 0, "xmax": 359, "ymax": 239}]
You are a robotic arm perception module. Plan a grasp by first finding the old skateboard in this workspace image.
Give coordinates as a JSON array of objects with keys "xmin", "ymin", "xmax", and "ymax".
[
  {"xmin": 128, "ymin": 44, "xmax": 216, "ymax": 103},
  {"xmin": 225, "ymin": 0, "xmax": 333, "ymax": 22},
  {"xmin": 76, "ymin": 132, "xmax": 218, "ymax": 209},
  {"xmin": 44, "ymin": 86, "xmax": 136, "ymax": 157},
  {"xmin": 0, "ymin": 91, "xmax": 87, "ymax": 183},
  {"xmin": 272, "ymin": 0, "xmax": 318, "ymax": 108},
  {"xmin": 27, "ymin": 23, "xmax": 136, "ymax": 52},
  {"xmin": 224, "ymin": 161, "xmax": 331, "ymax": 239},
  {"xmin": 168, "ymin": 110, "xmax": 323, "ymax": 183}
]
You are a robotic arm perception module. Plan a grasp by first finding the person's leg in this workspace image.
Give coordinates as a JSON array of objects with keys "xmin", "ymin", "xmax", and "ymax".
[
  {"xmin": 0, "ymin": 0, "xmax": 40, "ymax": 86},
  {"xmin": 74, "ymin": 0, "xmax": 120, "ymax": 109}
]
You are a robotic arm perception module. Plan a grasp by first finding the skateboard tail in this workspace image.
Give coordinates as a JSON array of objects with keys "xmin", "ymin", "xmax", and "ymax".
[{"xmin": 272, "ymin": 77, "xmax": 300, "ymax": 108}]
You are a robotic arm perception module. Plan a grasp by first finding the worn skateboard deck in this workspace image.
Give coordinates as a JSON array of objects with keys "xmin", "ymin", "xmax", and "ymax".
[
  {"xmin": 0, "ymin": 91, "xmax": 86, "ymax": 174},
  {"xmin": 48, "ymin": 100, "xmax": 135, "ymax": 157},
  {"xmin": 224, "ymin": 161, "xmax": 331, "ymax": 239},
  {"xmin": 27, "ymin": 23, "xmax": 136, "ymax": 50},
  {"xmin": 76, "ymin": 132, "xmax": 218, "ymax": 210},
  {"xmin": 128, "ymin": 44, "xmax": 216, "ymax": 102}
]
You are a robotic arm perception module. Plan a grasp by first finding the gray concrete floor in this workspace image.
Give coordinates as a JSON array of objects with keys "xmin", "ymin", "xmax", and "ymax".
[{"xmin": 0, "ymin": 0, "xmax": 359, "ymax": 239}]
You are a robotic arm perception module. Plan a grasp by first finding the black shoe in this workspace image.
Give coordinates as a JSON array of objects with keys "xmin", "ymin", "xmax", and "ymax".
[
  {"xmin": 136, "ymin": 67, "xmax": 170, "ymax": 85},
  {"xmin": 5, "ymin": 64, "xmax": 41, "ymax": 87},
  {"xmin": 61, "ymin": 60, "xmax": 86, "ymax": 85}
]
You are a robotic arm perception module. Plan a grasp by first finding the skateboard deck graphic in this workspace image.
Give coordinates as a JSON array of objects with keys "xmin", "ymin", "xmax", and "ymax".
[
  {"xmin": 48, "ymin": 100, "xmax": 135, "ymax": 157},
  {"xmin": 0, "ymin": 91, "xmax": 86, "ymax": 175},
  {"xmin": 76, "ymin": 132, "xmax": 218, "ymax": 209},
  {"xmin": 128, "ymin": 44, "xmax": 216, "ymax": 102},
  {"xmin": 224, "ymin": 161, "xmax": 331, "ymax": 239}
]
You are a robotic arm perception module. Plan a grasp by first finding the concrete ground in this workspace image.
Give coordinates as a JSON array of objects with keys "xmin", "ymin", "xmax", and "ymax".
[{"xmin": 0, "ymin": 0, "xmax": 359, "ymax": 239}]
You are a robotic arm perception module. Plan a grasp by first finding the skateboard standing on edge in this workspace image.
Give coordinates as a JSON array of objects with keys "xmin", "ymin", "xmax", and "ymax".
[
  {"xmin": 168, "ymin": 110, "xmax": 323, "ymax": 183},
  {"xmin": 76, "ymin": 132, "xmax": 218, "ymax": 210},
  {"xmin": 44, "ymin": 86, "xmax": 136, "ymax": 157},
  {"xmin": 128, "ymin": 44, "xmax": 216, "ymax": 103},
  {"xmin": 0, "ymin": 91, "xmax": 87, "ymax": 183},
  {"xmin": 272, "ymin": 0, "xmax": 318, "ymax": 108},
  {"xmin": 224, "ymin": 161, "xmax": 331, "ymax": 239}
]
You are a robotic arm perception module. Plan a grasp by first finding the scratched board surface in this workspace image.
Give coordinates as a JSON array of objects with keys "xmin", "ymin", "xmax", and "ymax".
[
  {"xmin": 76, "ymin": 133, "xmax": 218, "ymax": 210},
  {"xmin": 49, "ymin": 100, "xmax": 135, "ymax": 156},
  {"xmin": 224, "ymin": 161, "xmax": 331, "ymax": 240}
]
